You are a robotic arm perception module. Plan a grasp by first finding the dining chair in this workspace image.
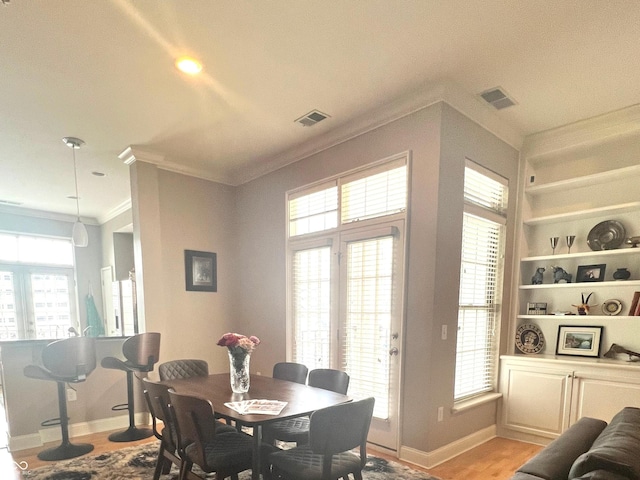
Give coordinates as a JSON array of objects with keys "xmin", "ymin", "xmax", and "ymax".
[
  {"xmin": 268, "ymin": 396, "xmax": 375, "ymax": 480},
  {"xmin": 272, "ymin": 362, "xmax": 308, "ymax": 385},
  {"xmin": 23, "ymin": 336, "xmax": 97, "ymax": 460},
  {"xmin": 263, "ymin": 368, "xmax": 350, "ymax": 446},
  {"xmin": 158, "ymin": 359, "xmax": 209, "ymax": 381},
  {"xmin": 100, "ymin": 332, "xmax": 161, "ymax": 441},
  {"xmin": 143, "ymin": 378, "xmax": 237, "ymax": 479},
  {"xmin": 168, "ymin": 390, "xmax": 274, "ymax": 480}
]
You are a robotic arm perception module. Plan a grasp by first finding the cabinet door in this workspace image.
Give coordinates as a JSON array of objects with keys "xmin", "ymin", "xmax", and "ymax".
[
  {"xmin": 501, "ymin": 364, "xmax": 573, "ymax": 437},
  {"xmin": 571, "ymin": 372, "xmax": 640, "ymax": 424}
]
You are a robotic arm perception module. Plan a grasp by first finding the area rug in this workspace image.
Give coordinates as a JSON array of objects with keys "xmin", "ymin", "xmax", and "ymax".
[{"xmin": 21, "ymin": 442, "xmax": 440, "ymax": 479}]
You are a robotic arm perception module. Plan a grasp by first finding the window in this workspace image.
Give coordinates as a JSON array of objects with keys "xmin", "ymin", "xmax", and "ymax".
[
  {"xmin": 287, "ymin": 153, "xmax": 407, "ymax": 422},
  {"xmin": 0, "ymin": 233, "xmax": 77, "ymax": 340},
  {"xmin": 454, "ymin": 160, "xmax": 508, "ymax": 401}
]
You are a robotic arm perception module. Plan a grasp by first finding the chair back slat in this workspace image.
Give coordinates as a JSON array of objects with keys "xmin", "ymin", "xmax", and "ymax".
[
  {"xmin": 273, "ymin": 362, "xmax": 308, "ymax": 384},
  {"xmin": 308, "ymin": 368, "xmax": 349, "ymax": 395}
]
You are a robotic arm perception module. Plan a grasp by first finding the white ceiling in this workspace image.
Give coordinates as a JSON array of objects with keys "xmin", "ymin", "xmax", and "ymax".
[{"xmin": 1, "ymin": 1, "xmax": 639, "ymax": 224}]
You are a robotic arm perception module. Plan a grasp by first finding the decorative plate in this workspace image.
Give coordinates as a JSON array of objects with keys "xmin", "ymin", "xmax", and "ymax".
[
  {"xmin": 587, "ymin": 220, "xmax": 626, "ymax": 251},
  {"xmin": 602, "ymin": 298, "xmax": 623, "ymax": 316},
  {"xmin": 515, "ymin": 324, "xmax": 545, "ymax": 354}
]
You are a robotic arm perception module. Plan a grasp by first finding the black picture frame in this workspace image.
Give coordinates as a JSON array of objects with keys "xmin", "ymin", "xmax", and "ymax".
[
  {"xmin": 185, "ymin": 250, "xmax": 217, "ymax": 292},
  {"xmin": 556, "ymin": 325, "xmax": 603, "ymax": 357},
  {"xmin": 576, "ymin": 264, "xmax": 606, "ymax": 283}
]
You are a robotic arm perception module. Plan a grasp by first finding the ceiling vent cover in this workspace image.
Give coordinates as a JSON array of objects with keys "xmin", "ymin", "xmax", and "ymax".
[
  {"xmin": 479, "ymin": 87, "xmax": 517, "ymax": 110},
  {"xmin": 295, "ymin": 110, "xmax": 330, "ymax": 127}
]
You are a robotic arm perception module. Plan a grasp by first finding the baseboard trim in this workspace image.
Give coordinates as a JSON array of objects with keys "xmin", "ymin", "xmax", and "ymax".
[
  {"xmin": 399, "ymin": 424, "xmax": 496, "ymax": 469},
  {"xmin": 9, "ymin": 413, "xmax": 151, "ymax": 452}
]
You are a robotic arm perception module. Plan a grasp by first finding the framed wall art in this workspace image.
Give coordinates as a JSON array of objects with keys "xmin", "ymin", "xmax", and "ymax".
[
  {"xmin": 576, "ymin": 264, "xmax": 606, "ymax": 283},
  {"xmin": 556, "ymin": 325, "xmax": 603, "ymax": 358},
  {"xmin": 185, "ymin": 250, "xmax": 217, "ymax": 292}
]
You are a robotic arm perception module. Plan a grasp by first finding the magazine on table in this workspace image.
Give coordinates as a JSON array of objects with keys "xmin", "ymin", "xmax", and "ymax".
[{"xmin": 224, "ymin": 399, "xmax": 288, "ymax": 415}]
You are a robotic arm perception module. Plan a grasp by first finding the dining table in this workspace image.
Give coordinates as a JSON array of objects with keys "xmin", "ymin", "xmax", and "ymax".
[{"xmin": 161, "ymin": 372, "xmax": 352, "ymax": 480}]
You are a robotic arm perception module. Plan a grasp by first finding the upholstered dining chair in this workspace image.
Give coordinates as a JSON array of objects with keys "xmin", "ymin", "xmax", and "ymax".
[
  {"xmin": 268, "ymin": 396, "xmax": 375, "ymax": 480},
  {"xmin": 101, "ymin": 332, "xmax": 161, "ymax": 441},
  {"xmin": 263, "ymin": 368, "xmax": 349, "ymax": 446},
  {"xmin": 23, "ymin": 336, "xmax": 97, "ymax": 460},
  {"xmin": 272, "ymin": 362, "xmax": 308, "ymax": 385},
  {"xmin": 168, "ymin": 390, "xmax": 274, "ymax": 480},
  {"xmin": 158, "ymin": 359, "xmax": 209, "ymax": 381}
]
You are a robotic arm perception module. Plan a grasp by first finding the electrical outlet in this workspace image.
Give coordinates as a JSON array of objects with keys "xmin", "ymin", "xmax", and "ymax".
[
  {"xmin": 437, "ymin": 406, "xmax": 444, "ymax": 422},
  {"xmin": 441, "ymin": 325, "xmax": 447, "ymax": 340},
  {"xmin": 66, "ymin": 388, "xmax": 77, "ymax": 402}
]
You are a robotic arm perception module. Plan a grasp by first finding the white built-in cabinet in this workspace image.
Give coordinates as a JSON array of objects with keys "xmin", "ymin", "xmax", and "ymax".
[{"xmin": 499, "ymin": 106, "xmax": 640, "ymax": 443}]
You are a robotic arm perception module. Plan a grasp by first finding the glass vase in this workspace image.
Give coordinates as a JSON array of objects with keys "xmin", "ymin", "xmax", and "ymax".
[{"xmin": 228, "ymin": 350, "xmax": 250, "ymax": 393}]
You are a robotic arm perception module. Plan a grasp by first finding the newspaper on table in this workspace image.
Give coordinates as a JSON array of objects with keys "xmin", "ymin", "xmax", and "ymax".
[{"xmin": 224, "ymin": 399, "xmax": 288, "ymax": 415}]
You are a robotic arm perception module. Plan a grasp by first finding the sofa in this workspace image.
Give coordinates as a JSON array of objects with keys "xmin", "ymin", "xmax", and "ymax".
[{"xmin": 511, "ymin": 407, "xmax": 640, "ymax": 480}]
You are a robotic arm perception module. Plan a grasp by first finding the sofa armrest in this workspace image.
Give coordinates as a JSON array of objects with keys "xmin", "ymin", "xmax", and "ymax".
[{"xmin": 515, "ymin": 417, "xmax": 607, "ymax": 480}]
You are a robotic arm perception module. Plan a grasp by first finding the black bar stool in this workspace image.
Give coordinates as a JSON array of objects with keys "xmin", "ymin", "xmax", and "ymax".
[
  {"xmin": 101, "ymin": 332, "xmax": 161, "ymax": 442},
  {"xmin": 23, "ymin": 336, "xmax": 97, "ymax": 461}
]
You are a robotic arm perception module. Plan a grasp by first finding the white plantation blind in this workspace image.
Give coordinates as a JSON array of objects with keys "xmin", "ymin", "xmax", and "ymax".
[
  {"xmin": 341, "ymin": 164, "xmax": 407, "ymax": 224},
  {"xmin": 288, "ymin": 183, "xmax": 338, "ymax": 237},
  {"xmin": 291, "ymin": 246, "xmax": 332, "ymax": 369},
  {"xmin": 455, "ymin": 161, "xmax": 507, "ymax": 401},
  {"xmin": 342, "ymin": 235, "xmax": 394, "ymax": 420}
]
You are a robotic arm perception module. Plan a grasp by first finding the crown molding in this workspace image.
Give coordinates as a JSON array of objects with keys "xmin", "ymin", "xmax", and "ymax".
[
  {"xmin": 522, "ymin": 103, "xmax": 640, "ymax": 160},
  {"xmin": 0, "ymin": 204, "xmax": 98, "ymax": 225}
]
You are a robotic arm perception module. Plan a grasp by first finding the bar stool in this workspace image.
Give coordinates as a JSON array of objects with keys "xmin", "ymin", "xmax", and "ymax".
[
  {"xmin": 23, "ymin": 336, "xmax": 97, "ymax": 460},
  {"xmin": 101, "ymin": 332, "xmax": 161, "ymax": 442}
]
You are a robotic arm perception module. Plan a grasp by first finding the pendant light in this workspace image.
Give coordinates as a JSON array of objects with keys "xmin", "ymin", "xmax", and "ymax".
[{"xmin": 63, "ymin": 136, "xmax": 89, "ymax": 247}]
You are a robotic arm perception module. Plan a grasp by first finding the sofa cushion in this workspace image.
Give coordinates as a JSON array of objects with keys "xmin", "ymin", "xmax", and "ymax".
[
  {"xmin": 517, "ymin": 417, "xmax": 607, "ymax": 480},
  {"xmin": 573, "ymin": 470, "xmax": 630, "ymax": 480},
  {"xmin": 569, "ymin": 407, "xmax": 640, "ymax": 480}
]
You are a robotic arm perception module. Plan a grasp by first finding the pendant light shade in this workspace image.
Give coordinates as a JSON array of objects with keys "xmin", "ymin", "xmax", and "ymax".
[{"xmin": 63, "ymin": 136, "xmax": 88, "ymax": 248}]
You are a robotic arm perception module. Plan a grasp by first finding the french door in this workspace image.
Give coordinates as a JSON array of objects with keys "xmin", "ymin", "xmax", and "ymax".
[{"xmin": 290, "ymin": 220, "xmax": 405, "ymax": 450}]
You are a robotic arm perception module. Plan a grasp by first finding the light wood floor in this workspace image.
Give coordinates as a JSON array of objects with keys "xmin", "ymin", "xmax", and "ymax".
[{"xmin": 1, "ymin": 428, "xmax": 542, "ymax": 480}]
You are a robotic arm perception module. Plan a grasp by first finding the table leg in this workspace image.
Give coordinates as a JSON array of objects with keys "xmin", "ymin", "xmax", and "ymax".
[{"xmin": 252, "ymin": 424, "xmax": 262, "ymax": 480}]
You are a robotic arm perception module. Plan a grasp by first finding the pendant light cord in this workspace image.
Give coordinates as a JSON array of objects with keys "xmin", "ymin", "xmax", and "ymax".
[{"xmin": 72, "ymin": 146, "xmax": 81, "ymax": 221}]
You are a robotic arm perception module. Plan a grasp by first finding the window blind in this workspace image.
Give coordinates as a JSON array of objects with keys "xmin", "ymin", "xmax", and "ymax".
[
  {"xmin": 288, "ymin": 184, "xmax": 338, "ymax": 237},
  {"xmin": 291, "ymin": 246, "xmax": 332, "ymax": 369},
  {"xmin": 342, "ymin": 236, "xmax": 394, "ymax": 420},
  {"xmin": 454, "ymin": 161, "xmax": 507, "ymax": 401},
  {"xmin": 341, "ymin": 165, "xmax": 407, "ymax": 224}
]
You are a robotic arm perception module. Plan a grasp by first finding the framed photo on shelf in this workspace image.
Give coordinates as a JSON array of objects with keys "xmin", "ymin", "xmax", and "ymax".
[
  {"xmin": 576, "ymin": 264, "xmax": 606, "ymax": 283},
  {"xmin": 185, "ymin": 250, "xmax": 217, "ymax": 292},
  {"xmin": 556, "ymin": 325, "xmax": 603, "ymax": 358}
]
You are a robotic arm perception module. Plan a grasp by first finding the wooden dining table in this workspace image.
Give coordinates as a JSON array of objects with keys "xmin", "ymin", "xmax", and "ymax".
[{"xmin": 161, "ymin": 373, "xmax": 351, "ymax": 480}]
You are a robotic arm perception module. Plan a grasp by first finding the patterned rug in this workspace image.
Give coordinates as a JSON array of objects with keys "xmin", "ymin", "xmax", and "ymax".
[{"xmin": 21, "ymin": 442, "xmax": 440, "ymax": 479}]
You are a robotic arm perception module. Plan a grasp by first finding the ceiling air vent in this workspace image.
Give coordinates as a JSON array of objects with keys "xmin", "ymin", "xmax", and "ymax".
[
  {"xmin": 295, "ymin": 110, "xmax": 330, "ymax": 127},
  {"xmin": 0, "ymin": 199, "xmax": 22, "ymax": 206},
  {"xmin": 479, "ymin": 87, "xmax": 517, "ymax": 110}
]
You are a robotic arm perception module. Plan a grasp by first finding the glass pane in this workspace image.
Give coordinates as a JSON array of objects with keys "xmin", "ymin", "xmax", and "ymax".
[
  {"xmin": 0, "ymin": 271, "xmax": 19, "ymax": 340},
  {"xmin": 31, "ymin": 273, "xmax": 72, "ymax": 339}
]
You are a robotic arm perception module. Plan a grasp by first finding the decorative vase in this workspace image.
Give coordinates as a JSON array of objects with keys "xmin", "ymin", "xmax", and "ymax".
[
  {"xmin": 613, "ymin": 268, "xmax": 631, "ymax": 281},
  {"xmin": 228, "ymin": 349, "xmax": 250, "ymax": 393}
]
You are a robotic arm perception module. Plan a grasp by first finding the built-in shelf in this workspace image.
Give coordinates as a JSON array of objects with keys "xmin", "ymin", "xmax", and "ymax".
[
  {"xmin": 524, "ymin": 202, "xmax": 640, "ymax": 226},
  {"xmin": 522, "ymin": 248, "xmax": 640, "ymax": 262},
  {"xmin": 519, "ymin": 280, "xmax": 640, "ymax": 290},
  {"xmin": 525, "ymin": 165, "xmax": 640, "ymax": 196}
]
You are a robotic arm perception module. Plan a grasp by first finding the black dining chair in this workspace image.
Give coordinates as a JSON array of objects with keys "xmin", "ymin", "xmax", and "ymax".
[
  {"xmin": 268, "ymin": 397, "xmax": 375, "ymax": 480},
  {"xmin": 101, "ymin": 332, "xmax": 161, "ymax": 441},
  {"xmin": 23, "ymin": 336, "xmax": 97, "ymax": 460},
  {"xmin": 168, "ymin": 390, "xmax": 274, "ymax": 480},
  {"xmin": 272, "ymin": 362, "xmax": 308, "ymax": 385},
  {"xmin": 158, "ymin": 359, "xmax": 209, "ymax": 381},
  {"xmin": 143, "ymin": 377, "xmax": 236, "ymax": 480},
  {"xmin": 263, "ymin": 368, "xmax": 349, "ymax": 446}
]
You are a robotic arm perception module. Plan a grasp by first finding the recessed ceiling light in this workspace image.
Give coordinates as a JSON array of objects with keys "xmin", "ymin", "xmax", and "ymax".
[
  {"xmin": 175, "ymin": 57, "xmax": 203, "ymax": 75},
  {"xmin": 92, "ymin": 171, "xmax": 106, "ymax": 177}
]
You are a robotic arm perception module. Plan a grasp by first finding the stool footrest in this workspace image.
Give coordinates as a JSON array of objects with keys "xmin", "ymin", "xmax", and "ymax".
[
  {"xmin": 111, "ymin": 403, "xmax": 129, "ymax": 412},
  {"xmin": 41, "ymin": 417, "xmax": 65, "ymax": 428}
]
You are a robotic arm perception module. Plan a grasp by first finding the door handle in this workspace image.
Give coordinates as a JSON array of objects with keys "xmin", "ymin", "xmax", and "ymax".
[{"xmin": 389, "ymin": 347, "xmax": 399, "ymax": 356}]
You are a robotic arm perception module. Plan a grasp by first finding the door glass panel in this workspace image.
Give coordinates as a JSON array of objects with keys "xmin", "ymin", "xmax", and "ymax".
[
  {"xmin": 30, "ymin": 273, "xmax": 73, "ymax": 339},
  {"xmin": 0, "ymin": 271, "xmax": 19, "ymax": 340}
]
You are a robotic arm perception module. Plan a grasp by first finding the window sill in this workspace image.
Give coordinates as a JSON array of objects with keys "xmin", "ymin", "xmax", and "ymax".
[{"xmin": 452, "ymin": 392, "xmax": 502, "ymax": 415}]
